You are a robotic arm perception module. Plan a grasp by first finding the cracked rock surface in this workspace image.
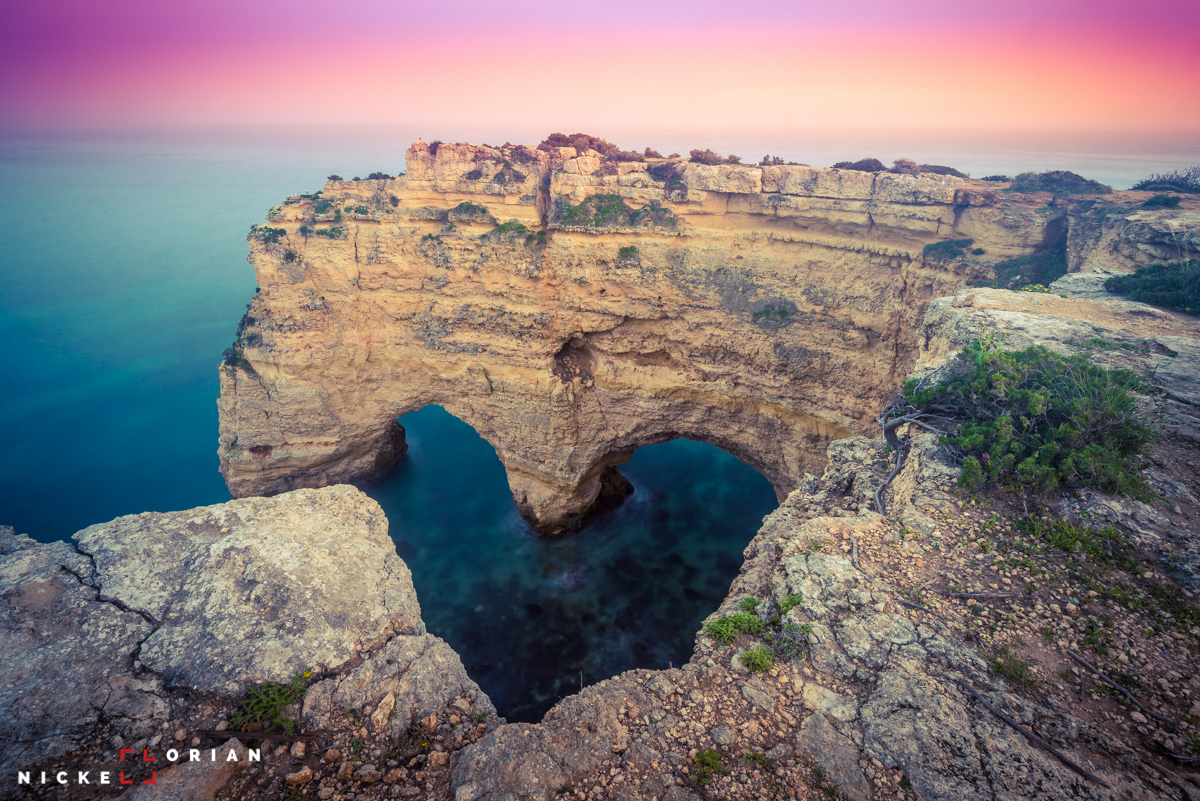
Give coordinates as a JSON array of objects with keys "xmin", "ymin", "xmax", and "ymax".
[{"xmin": 0, "ymin": 486, "xmax": 486, "ymax": 799}]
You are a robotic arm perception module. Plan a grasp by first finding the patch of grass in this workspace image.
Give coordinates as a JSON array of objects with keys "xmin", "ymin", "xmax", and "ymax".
[
  {"xmin": 903, "ymin": 336, "xmax": 1154, "ymax": 499},
  {"xmin": 230, "ymin": 670, "xmax": 312, "ymax": 736},
  {"xmin": 922, "ymin": 238, "xmax": 974, "ymax": 260},
  {"xmin": 744, "ymin": 750, "xmax": 775, "ymax": 769},
  {"xmin": 1017, "ymin": 517, "xmax": 1131, "ymax": 565},
  {"xmin": 691, "ymin": 749, "xmax": 729, "ymax": 785},
  {"xmin": 489, "ymin": 220, "xmax": 528, "ymax": 239},
  {"xmin": 1104, "ymin": 260, "xmax": 1199, "ymax": 316},
  {"xmin": 989, "ymin": 645, "xmax": 1036, "ymax": 688},
  {"xmin": 618, "ymin": 245, "xmax": 638, "ymax": 260},
  {"xmin": 779, "ymin": 593, "xmax": 804, "ymax": 615},
  {"xmin": 739, "ymin": 645, "xmax": 776, "ymax": 674},
  {"xmin": 808, "ymin": 766, "xmax": 843, "ymax": 798},
  {"xmin": 1142, "ymin": 194, "xmax": 1181, "ymax": 209},
  {"xmin": 751, "ymin": 304, "xmax": 791, "ymax": 323},
  {"xmin": 703, "ymin": 612, "xmax": 766, "ymax": 644},
  {"xmin": 1008, "ymin": 170, "xmax": 1111, "ymax": 195},
  {"xmin": 524, "ymin": 229, "xmax": 547, "ymax": 247},
  {"xmin": 311, "ymin": 226, "xmax": 344, "ymax": 239}
]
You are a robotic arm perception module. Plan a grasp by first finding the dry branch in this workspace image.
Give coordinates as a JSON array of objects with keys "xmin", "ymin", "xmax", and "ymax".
[
  {"xmin": 1067, "ymin": 651, "xmax": 1177, "ymax": 728},
  {"xmin": 957, "ymin": 678, "xmax": 1110, "ymax": 788}
]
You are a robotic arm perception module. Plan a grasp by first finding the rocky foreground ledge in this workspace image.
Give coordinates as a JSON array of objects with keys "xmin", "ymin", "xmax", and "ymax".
[{"xmin": 4, "ymin": 278, "xmax": 1200, "ymax": 801}]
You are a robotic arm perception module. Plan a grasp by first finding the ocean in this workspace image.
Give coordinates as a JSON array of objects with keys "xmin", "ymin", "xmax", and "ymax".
[{"xmin": 2, "ymin": 126, "xmax": 1195, "ymax": 720}]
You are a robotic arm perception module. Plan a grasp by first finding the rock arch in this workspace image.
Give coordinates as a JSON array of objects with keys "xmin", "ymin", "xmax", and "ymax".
[{"xmin": 218, "ymin": 140, "xmax": 1057, "ymax": 533}]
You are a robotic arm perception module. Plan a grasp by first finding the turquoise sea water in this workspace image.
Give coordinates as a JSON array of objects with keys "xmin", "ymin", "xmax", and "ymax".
[{"xmin": 3, "ymin": 127, "xmax": 1197, "ymax": 721}]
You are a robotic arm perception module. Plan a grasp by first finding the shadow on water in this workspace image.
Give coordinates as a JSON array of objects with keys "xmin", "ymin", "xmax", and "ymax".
[{"xmin": 366, "ymin": 405, "xmax": 779, "ymax": 723}]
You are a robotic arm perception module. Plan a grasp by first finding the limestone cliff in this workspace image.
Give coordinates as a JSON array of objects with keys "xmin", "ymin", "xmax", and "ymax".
[{"xmin": 217, "ymin": 141, "xmax": 1062, "ymax": 532}]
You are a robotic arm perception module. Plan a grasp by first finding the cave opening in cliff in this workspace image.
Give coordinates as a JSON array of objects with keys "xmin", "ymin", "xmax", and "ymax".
[{"xmin": 365, "ymin": 405, "xmax": 778, "ymax": 723}]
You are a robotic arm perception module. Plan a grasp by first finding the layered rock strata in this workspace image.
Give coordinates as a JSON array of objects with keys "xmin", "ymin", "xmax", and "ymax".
[{"xmin": 217, "ymin": 141, "xmax": 1063, "ymax": 532}]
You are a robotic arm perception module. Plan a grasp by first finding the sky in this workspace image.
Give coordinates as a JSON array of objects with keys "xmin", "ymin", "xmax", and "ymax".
[{"xmin": 2, "ymin": 0, "xmax": 1198, "ymax": 138}]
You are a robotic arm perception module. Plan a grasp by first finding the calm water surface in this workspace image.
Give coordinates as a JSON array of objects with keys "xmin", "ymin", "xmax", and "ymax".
[{"xmin": 3, "ymin": 127, "xmax": 1196, "ymax": 721}]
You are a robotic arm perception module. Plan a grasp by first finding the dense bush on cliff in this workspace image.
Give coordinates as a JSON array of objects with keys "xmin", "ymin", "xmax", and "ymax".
[
  {"xmin": 1131, "ymin": 165, "xmax": 1200, "ymax": 193},
  {"xmin": 248, "ymin": 224, "xmax": 287, "ymax": 245},
  {"xmin": 903, "ymin": 337, "xmax": 1153, "ymax": 499},
  {"xmin": 689, "ymin": 148, "xmax": 741, "ymax": 165},
  {"xmin": 917, "ymin": 163, "xmax": 969, "ymax": 178},
  {"xmin": 1104, "ymin": 260, "xmax": 1199, "ymax": 316},
  {"xmin": 1008, "ymin": 170, "xmax": 1111, "ymax": 195},
  {"xmin": 554, "ymin": 194, "xmax": 678, "ymax": 230},
  {"xmin": 890, "ymin": 159, "xmax": 969, "ymax": 178},
  {"xmin": 831, "ymin": 157, "xmax": 885, "ymax": 172},
  {"xmin": 538, "ymin": 132, "xmax": 641, "ymax": 161},
  {"xmin": 1142, "ymin": 193, "xmax": 1181, "ymax": 208}
]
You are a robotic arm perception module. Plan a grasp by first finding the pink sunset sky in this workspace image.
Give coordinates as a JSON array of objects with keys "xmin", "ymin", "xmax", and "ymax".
[{"xmin": 2, "ymin": 0, "xmax": 1198, "ymax": 136}]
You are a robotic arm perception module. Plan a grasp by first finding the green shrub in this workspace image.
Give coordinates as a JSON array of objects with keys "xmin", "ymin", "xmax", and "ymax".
[
  {"xmin": 904, "ymin": 337, "xmax": 1153, "ymax": 499},
  {"xmin": 691, "ymin": 749, "xmax": 729, "ymax": 784},
  {"xmin": 958, "ymin": 456, "xmax": 984, "ymax": 490},
  {"xmin": 690, "ymin": 148, "xmax": 741, "ymax": 166},
  {"xmin": 919, "ymin": 163, "xmax": 969, "ymax": 178},
  {"xmin": 463, "ymin": 169, "xmax": 484, "ymax": 180},
  {"xmin": 739, "ymin": 645, "xmax": 776, "ymax": 674},
  {"xmin": 831, "ymin": 157, "xmax": 885, "ymax": 172},
  {"xmin": 703, "ymin": 612, "xmax": 766, "ymax": 644},
  {"xmin": 538, "ymin": 132, "xmax": 641, "ymax": 162},
  {"xmin": 230, "ymin": 671, "xmax": 312, "ymax": 735},
  {"xmin": 312, "ymin": 227, "xmax": 344, "ymax": 239},
  {"xmin": 488, "ymin": 220, "xmax": 528, "ymax": 240},
  {"xmin": 283, "ymin": 250, "xmax": 297, "ymax": 263},
  {"xmin": 1104, "ymin": 260, "xmax": 1199, "ymax": 316},
  {"xmin": 1008, "ymin": 170, "xmax": 1111, "ymax": 195},
  {"xmin": 1142, "ymin": 194, "xmax": 1181, "ymax": 209},
  {"xmin": 989, "ymin": 646, "xmax": 1036, "ymax": 688},
  {"xmin": 618, "ymin": 245, "xmax": 638, "ymax": 260},
  {"xmin": 249, "ymin": 225, "xmax": 287, "ymax": 245},
  {"xmin": 778, "ymin": 593, "xmax": 804, "ymax": 615},
  {"xmin": 981, "ymin": 175, "xmax": 1011, "ymax": 182},
  {"xmin": 452, "ymin": 201, "xmax": 488, "ymax": 215},
  {"xmin": 1131, "ymin": 166, "xmax": 1200, "ymax": 193},
  {"xmin": 922, "ymin": 238, "xmax": 973, "ymax": 260},
  {"xmin": 554, "ymin": 194, "xmax": 677, "ymax": 230},
  {"xmin": 314, "ymin": 198, "xmax": 335, "ymax": 214},
  {"xmin": 972, "ymin": 247, "xmax": 986, "ymax": 255}
]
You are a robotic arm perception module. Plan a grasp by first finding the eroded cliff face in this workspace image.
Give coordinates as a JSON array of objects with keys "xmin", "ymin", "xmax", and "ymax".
[{"xmin": 217, "ymin": 141, "xmax": 1061, "ymax": 532}]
